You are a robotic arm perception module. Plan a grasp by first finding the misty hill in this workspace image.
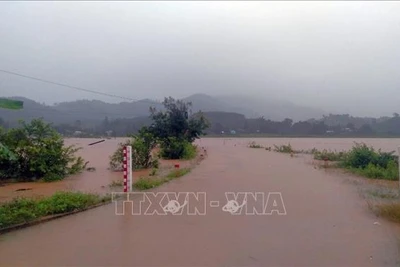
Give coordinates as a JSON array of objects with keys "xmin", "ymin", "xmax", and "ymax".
[
  {"xmin": 213, "ymin": 94, "xmax": 325, "ymax": 121},
  {"xmin": 0, "ymin": 94, "xmax": 325, "ymax": 124},
  {"xmin": 183, "ymin": 94, "xmax": 325, "ymax": 121}
]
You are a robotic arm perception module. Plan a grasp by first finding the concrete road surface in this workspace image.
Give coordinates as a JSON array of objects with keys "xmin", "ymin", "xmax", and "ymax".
[{"xmin": 0, "ymin": 139, "xmax": 399, "ymax": 266}]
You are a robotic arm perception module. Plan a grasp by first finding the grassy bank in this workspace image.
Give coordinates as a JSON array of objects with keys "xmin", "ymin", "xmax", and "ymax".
[
  {"xmin": 134, "ymin": 168, "xmax": 191, "ymax": 190},
  {"xmin": 0, "ymin": 192, "xmax": 110, "ymax": 229}
]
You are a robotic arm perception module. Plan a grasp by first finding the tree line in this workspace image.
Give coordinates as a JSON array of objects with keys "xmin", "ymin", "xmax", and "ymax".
[{"xmin": 2, "ymin": 108, "xmax": 400, "ymax": 138}]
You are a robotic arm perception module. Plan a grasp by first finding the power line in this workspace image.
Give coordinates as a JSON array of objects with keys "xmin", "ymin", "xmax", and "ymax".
[{"xmin": 0, "ymin": 69, "xmax": 137, "ymax": 101}]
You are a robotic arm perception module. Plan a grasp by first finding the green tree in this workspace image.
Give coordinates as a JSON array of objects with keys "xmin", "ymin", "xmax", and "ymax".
[
  {"xmin": 0, "ymin": 119, "xmax": 87, "ymax": 181},
  {"xmin": 109, "ymin": 127, "xmax": 158, "ymax": 170},
  {"xmin": 149, "ymin": 97, "xmax": 209, "ymax": 159}
]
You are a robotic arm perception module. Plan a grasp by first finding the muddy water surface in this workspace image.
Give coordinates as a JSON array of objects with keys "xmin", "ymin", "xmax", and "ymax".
[
  {"xmin": 0, "ymin": 138, "xmax": 194, "ymax": 202},
  {"xmin": 0, "ymin": 138, "xmax": 400, "ymax": 266},
  {"xmin": 2, "ymin": 137, "xmax": 400, "ymax": 203},
  {"xmin": 220, "ymin": 137, "xmax": 400, "ymax": 152}
]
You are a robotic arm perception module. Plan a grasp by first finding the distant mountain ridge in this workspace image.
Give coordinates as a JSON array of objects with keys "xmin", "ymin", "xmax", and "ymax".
[{"xmin": 0, "ymin": 94, "xmax": 326, "ymax": 125}]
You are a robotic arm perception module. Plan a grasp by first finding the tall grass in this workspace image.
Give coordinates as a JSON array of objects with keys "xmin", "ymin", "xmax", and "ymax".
[
  {"xmin": 313, "ymin": 149, "xmax": 347, "ymax": 161},
  {"xmin": 0, "ymin": 192, "xmax": 110, "ymax": 229},
  {"xmin": 134, "ymin": 168, "xmax": 191, "ymax": 190}
]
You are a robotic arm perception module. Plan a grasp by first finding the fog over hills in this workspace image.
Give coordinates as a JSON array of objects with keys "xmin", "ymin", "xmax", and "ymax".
[
  {"xmin": 0, "ymin": 94, "xmax": 326, "ymax": 124},
  {"xmin": 1, "ymin": 2, "xmax": 400, "ymax": 118}
]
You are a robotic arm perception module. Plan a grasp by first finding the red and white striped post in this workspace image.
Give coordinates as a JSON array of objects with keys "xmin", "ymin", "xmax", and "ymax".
[
  {"xmin": 123, "ymin": 146, "xmax": 133, "ymax": 192},
  {"xmin": 123, "ymin": 147, "xmax": 128, "ymax": 192}
]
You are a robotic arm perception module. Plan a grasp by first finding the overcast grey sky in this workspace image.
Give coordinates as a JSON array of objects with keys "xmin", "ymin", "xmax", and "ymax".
[{"xmin": 0, "ymin": 1, "xmax": 399, "ymax": 117}]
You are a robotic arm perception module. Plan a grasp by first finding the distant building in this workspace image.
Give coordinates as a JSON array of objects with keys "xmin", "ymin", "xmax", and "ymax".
[
  {"xmin": 230, "ymin": 130, "xmax": 236, "ymax": 135},
  {"xmin": 73, "ymin": 131, "xmax": 82, "ymax": 136}
]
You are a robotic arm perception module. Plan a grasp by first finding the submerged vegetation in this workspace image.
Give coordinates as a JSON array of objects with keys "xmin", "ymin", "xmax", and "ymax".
[
  {"xmin": 273, "ymin": 144, "xmax": 294, "ymax": 153},
  {"xmin": 109, "ymin": 97, "xmax": 207, "ymax": 172},
  {"xmin": 342, "ymin": 143, "xmax": 398, "ymax": 180},
  {"xmin": 313, "ymin": 149, "xmax": 347, "ymax": 161},
  {"xmin": 248, "ymin": 141, "xmax": 263, "ymax": 148},
  {"xmin": 148, "ymin": 97, "xmax": 208, "ymax": 160},
  {"xmin": 272, "ymin": 142, "xmax": 399, "ymax": 181}
]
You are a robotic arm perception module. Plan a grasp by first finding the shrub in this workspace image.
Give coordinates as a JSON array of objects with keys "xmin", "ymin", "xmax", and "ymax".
[
  {"xmin": 374, "ymin": 151, "xmax": 398, "ymax": 168},
  {"xmin": 147, "ymin": 97, "xmax": 209, "ymax": 159},
  {"xmin": 43, "ymin": 172, "xmax": 63, "ymax": 182},
  {"xmin": 109, "ymin": 128, "xmax": 158, "ymax": 171},
  {"xmin": 338, "ymin": 143, "xmax": 399, "ymax": 180},
  {"xmin": 342, "ymin": 143, "xmax": 378, "ymax": 169},
  {"xmin": 182, "ymin": 142, "xmax": 197, "ymax": 160},
  {"xmin": 160, "ymin": 137, "xmax": 197, "ymax": 160},
  {"xmin": 148, "ymin": 97, "xmax": 209, "ymax": 143},
  {"xmin": 0, "ymin": 119, "xmax": 86, "ymax": 181},
  {"xmin": 273, "ymin": 144, "xmax": 293, "ymax": 153}
]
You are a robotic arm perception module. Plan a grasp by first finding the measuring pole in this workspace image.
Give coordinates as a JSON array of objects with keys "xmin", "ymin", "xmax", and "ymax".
[
  {"xmin": 123, "ymin": 147, "xmax": 128, "ymax": 192},
  {"xmin": 123, "ymin": 146, "xmax": 133, "ymax": 192},
  {"xmin": 127, "ymin": 145, "xmax": 133, "ymax": 192}
]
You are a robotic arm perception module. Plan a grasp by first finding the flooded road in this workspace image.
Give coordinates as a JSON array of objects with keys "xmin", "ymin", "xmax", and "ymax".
[
  {"xmin": 0, "ymin": 138, "xmax": 194, "ymax": 202},
  {"xmin": 0, "ymin": 138, "xmax": 400, "ymax": 266}
]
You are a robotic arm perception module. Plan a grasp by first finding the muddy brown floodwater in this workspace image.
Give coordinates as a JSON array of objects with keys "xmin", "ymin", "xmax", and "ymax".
[
  {"xmin": 0, "ymin": 138, "xmax": 195, "ymax": 202},
  {"xmin": 1, "ymin": 138, "xmax": 400, "ymax": 266}
]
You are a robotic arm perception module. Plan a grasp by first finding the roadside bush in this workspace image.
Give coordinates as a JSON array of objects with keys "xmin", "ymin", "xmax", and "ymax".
[
  {"xmin": 0, "ymin": 119, "xmax": 86, "ymax": 181},
  {"xmin": 109, "ymin": 127, "xmax": 158, "ymax": 171},
  {"xmin": 160, "ymin": 137, "xmax": 197, "ymax": 160}
]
